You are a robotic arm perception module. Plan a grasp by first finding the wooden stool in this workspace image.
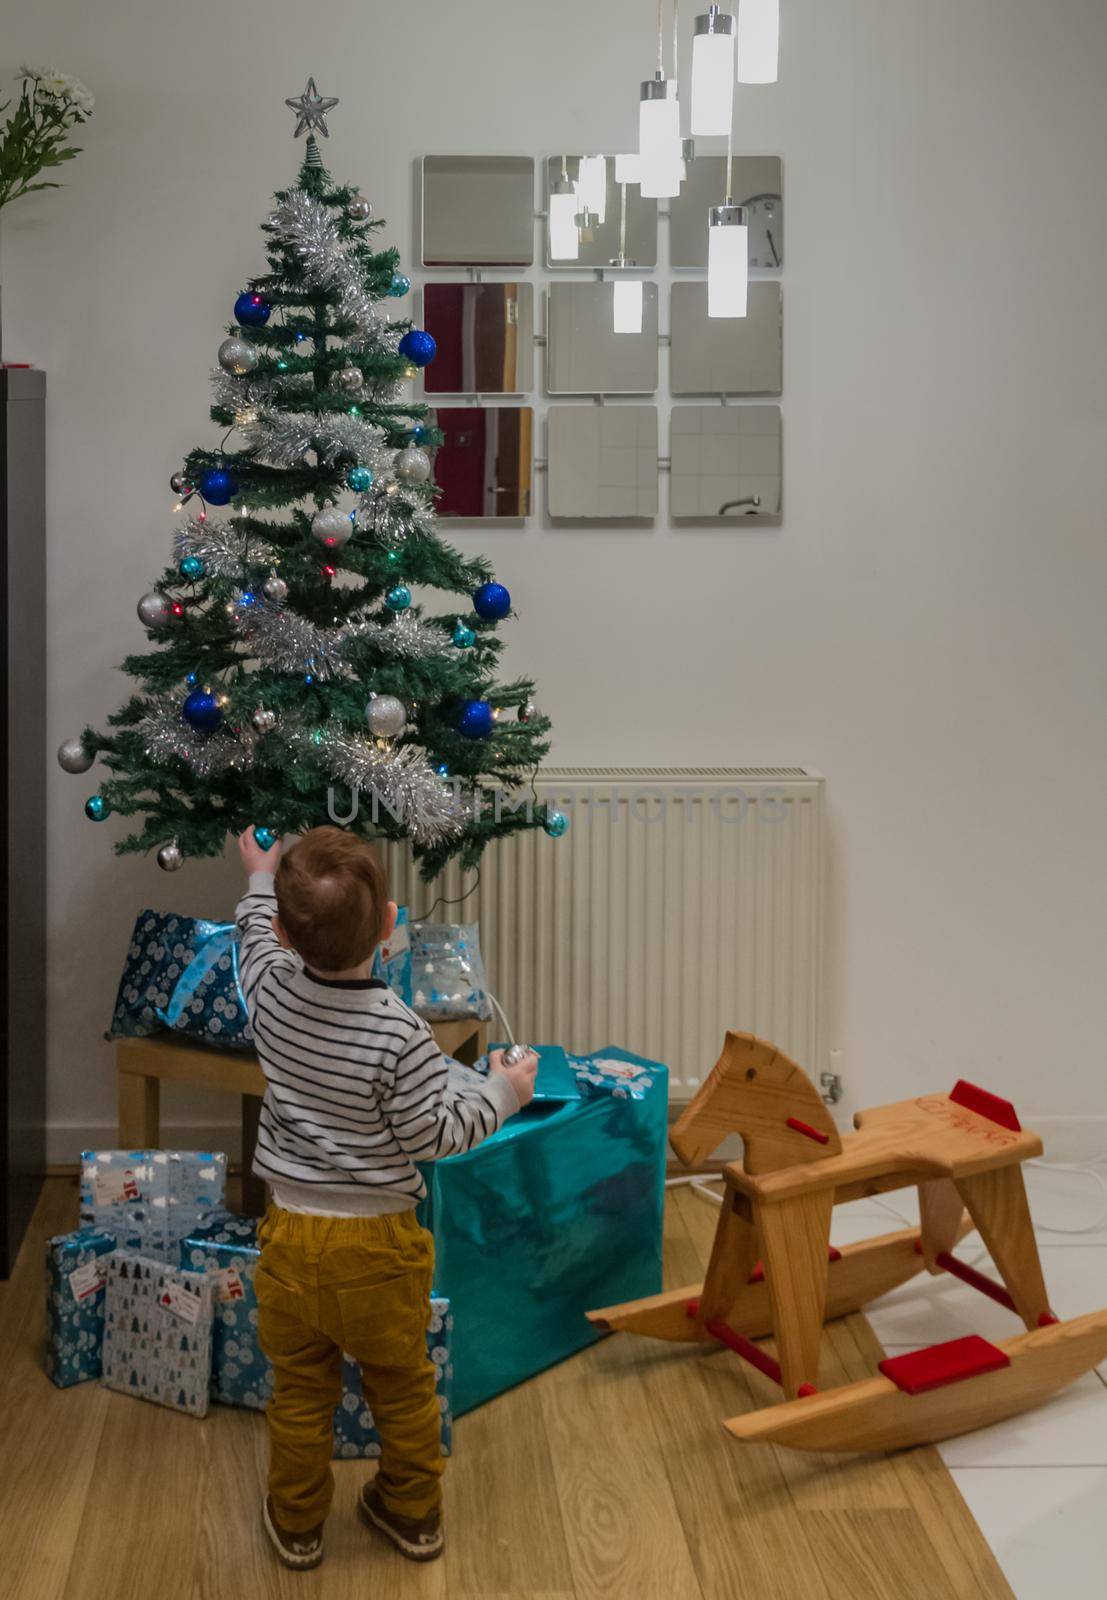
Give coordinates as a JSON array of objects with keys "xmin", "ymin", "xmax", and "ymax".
[
  {"xmin": 589, "ymin": 1029, "xmax": 1107, "ymax": 1453},
  {"xmin": 115, "ymin": 1017, "xmax": 489, "ymax": 1216}
]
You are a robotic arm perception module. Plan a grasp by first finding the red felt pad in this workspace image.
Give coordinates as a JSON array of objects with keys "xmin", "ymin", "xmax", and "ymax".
[
  {"xmin": 786, "ymin": 1115, "xmax": 831, "ymax": 1145},
  {"xmin": 879, "ymin": 1336, "xmax": 1010, "ymax": 1395},
  {"xmin": 949, "ymin": 1079, "xmax": 1021, "ymax": 1132}
]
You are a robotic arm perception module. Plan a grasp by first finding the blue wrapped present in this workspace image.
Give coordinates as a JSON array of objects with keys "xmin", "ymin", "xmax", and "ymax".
[
  {"xmin": 333, "ymin": 1299, "xmax": 453, "ymax": 1458},
  {"xmin": 180, "ymin": 1211, "xmax": 272, "ymax": 1410},
  {"xmin": 43, "ymin": 1228, "xmax": 117, "ymax": 1387},
  {"xmin": 100, "ymin": 1251, "xmax": 216, "ymax": 1417},
  {"xmin": 109, "ymin": 910, "xmax": 253, "ymax": 1052},
  {"xmin": 371, "ymin": 905, "xmax": 413, "ymax": 1006},
  {"xmin": 418, "ymin": 1044, "xmax": 667, "ymax": 1416},
  {"xmin": 81, "ymin": 1149, "xmax": 227, "ymax": 1262}
]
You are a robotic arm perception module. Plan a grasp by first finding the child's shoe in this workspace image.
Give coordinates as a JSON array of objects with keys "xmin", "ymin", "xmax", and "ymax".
[
  {"xmin": 358, "ymin": 1481, "xmax": 444, "ymax": 1562},
  {"xmin": 262, "ymin": 1495, "xmax": 324, "ymax": 1569}
]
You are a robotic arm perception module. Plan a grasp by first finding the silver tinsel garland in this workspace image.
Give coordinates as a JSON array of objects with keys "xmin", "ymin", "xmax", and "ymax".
[
  {"xmin": 237, "ymin": 407, "xmax": 393, "ymax": 472},
  {"xmin": 135, "ymin": 697, "xmax": 256, "ymax": 777},
  {"xmin": 174, "ymin": 517, "xmax": 277, "ymax": 580},
  {"xmin": 288, "ymin": 724, "xmax": 467, "ymax": 845},
  {"xmin": 356, "ymin": 479, "xmax": 436, "ymax": 547},
  {"xmin": 210, "ymin": 368, "xmax": 313, "ymax": 419},
  {"xmin": 263, "ymin": 191, "xmax": 394, "ymax": 350},
  {"xmin": 229, "ymin": 593, "xmax": 453, "ymax": 679}
]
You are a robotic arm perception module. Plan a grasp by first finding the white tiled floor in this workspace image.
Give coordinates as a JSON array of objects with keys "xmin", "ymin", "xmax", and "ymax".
[{"xmin": 837, "ymin": 1167, "xmax": 1107, "ymax": 1598}]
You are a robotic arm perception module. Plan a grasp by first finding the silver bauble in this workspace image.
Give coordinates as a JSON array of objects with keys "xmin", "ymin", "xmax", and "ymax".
[
  {"xmin": 311, "ymin": 508, "xmax": 353, "ymax": 548},
  {"xmin": 395, "ymin": 446, "xmax": 432, "ymax": 485},
  {"xmin": 156, "ymin": 840, "xmax": 184, "ymax": 872},
  {"xmin": 518, "ymin": 699, "xmax": 537, "ymax": 723},
  {"xmin": 169, "ymin": 471, "xmax": 191, "ymax": 496},
  {"xmin": 137, "ymin": 590, "xmax": 170, "ymax": 628},
  {"xmin": 365, "ymin": 693, "xmax": 407, "ymax": 739},
  {"xmin": 334, "ymin": 365, "xmax": 364, "ymax": 394},
  {"xmin": 57, "ymin": 736, "xmax": 93, "ymax": 774},
  {"xmin": 347, "ymin": 196, "xmax": 373, "ymax": 221},
  {"xmin": 253, "ymin": 707, "xmax": 278, "ymax": 735},
  {"xmin": 263, "ymin": 573, "xmax": 289, "ymax": 604},
  {"xmin": 217, "ymin": 336, "xmax": 259, "ymax": 376}
]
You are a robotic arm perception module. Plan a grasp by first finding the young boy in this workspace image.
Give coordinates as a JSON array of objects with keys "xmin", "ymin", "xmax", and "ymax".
[{"xmin": 236, "ymin": 824, "xmax": 537, "ymax": 1570}]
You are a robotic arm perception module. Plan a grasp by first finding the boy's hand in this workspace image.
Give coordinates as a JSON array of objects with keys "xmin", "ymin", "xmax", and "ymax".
[
  {"xmin": 238, "ymin": 826, "xmax": 282, "ymax": 876},
  {"xmin": 488, "ymin": 1047, "xmax": 538, "ymax": 1110}
]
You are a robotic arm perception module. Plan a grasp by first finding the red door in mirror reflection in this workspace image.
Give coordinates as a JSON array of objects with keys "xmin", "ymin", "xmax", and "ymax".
[{"xmin": 433, "ymin": 408, "xmax": 531, "ymax": 518}]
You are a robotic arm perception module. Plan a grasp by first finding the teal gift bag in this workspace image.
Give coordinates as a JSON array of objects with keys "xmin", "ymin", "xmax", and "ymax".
[{"xmin": 418, "ymin": 1045, "xmax": 667, "ymax": 1415}]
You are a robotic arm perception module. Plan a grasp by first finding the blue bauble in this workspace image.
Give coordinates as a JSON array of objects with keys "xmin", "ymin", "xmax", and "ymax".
[
  {"xmin": 347, "ymin": 466, "xmax": 374, "ymax": 493},
  {"xmin": 388, "ymin": 273, "xmax": 412, "ymax": 298},
  {"xmin": 234, "ymin": 290, "xmax": 271, "ymax": 327},
  {"xmin": 398, "ymin": 328, "xmax": 437, "ymax": 368},
  {"xmin": 179, "ymin": 555, "xmax": 204, "ymax": 580},
  {"xmin": 453, "ymin": 622, "xmax": 476, "ymax": 649},
  {"xmin": 410, "ymin": 424, "xmax": 429, "ymax": 443},
  {"xmin": 384, "ymin": 584, "xmax": 412, "ymax": 613},
  {"xmin": 199, "ymin": 466, "xmax": 239, "ymax": 505},
  {"xmin": 181, "ymin": 687, "xmax": 224, "ymax": 734},
  {"xmin": 85, "ymin": 794, "xmax": 110, "ymax": 822},
  {"xmin": 544, "ymin": 809, "xmax": 569, "ymax": 838},
  {"xmin": 456, "ymin": 699, "xmax": 495, "ymax": 740},
  {"xmin": 253, "ymin": 826, "xmax": 278, "ymax": 851},
  {"xmin": 472, "ymin": 580, "xmax": 511, "ymax": 621}
]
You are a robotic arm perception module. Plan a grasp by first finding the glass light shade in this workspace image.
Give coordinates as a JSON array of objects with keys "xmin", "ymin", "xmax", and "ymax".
[
  {"xmin": 577, "ymin": 155, "xmax": 608, "ymax": 225},
  {"xmin": 638, "ymin": 86, "xmax": 683, "ymax": 196},
  {"xmin": 736, "ymin": 0, "xmax": 779, "ymax": 83},
  {"xmin": 708, "ymin": 216, "xmax": 748, "ymax": 317},
  {"xmin": 614, "ymin": 153, "xmax": 642, "ymax": 185},
  {"xmin": 691, "ymin": 14, "xmax": 736, "ymax": 136},
  {"xmin": 638, "ymin": 157, "xmax": 685, "ymax": 199},
  {"xmin": 613, "ymin": 279, "xmax": 644, "ymax": 334},
  {"xmin": 549, "ymin": 186, "xmax": 580, "ymax": 260}
]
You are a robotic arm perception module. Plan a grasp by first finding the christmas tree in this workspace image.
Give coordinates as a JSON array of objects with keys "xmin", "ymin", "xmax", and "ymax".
[{"xmin": 62, "ymin": 82, "xmax": 555, "ymax": 879}]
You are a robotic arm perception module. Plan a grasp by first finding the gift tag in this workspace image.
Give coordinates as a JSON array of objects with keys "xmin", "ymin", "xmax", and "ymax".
[
  {"xmin": 211, "ymin": 1266, "xmax": 245, "ymax": 1304},
  {"xmin": 69, "ymin": 1258, "xmax": 107, "ymax": 1302},
  {"xmin": 378, "ymin": 920, "xmax": 410, "ymax": 963},
  {"xmin": 93, "ymin": 1168, "xmax": 141, "ymax": 1205},
  {"xmin": 159, "ymin": 1282, "xmax": 203, "ymax": 1324}
]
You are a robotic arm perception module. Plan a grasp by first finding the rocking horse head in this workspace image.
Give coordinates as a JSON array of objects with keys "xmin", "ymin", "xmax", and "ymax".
[{"xmin": 670, "ymin": 1030, "xmax": 842, "ymax": 1174}]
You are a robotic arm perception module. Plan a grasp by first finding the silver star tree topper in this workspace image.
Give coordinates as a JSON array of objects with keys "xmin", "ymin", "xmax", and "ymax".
[{"xmin": 285, "ymin": 77, "xmax": 340, "ymax": 139}]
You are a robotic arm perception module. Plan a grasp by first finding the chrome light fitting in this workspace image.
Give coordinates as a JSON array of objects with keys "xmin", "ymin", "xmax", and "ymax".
[{"xmin": 638, "ymin": 0, "xmax": 684, "ymax": 199}]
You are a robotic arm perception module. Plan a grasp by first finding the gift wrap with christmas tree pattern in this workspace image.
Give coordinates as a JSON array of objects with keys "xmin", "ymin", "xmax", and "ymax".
[
  {"xmin": 333, "ymin": 1298, "xmax": 453, "ymax": 1458},
  {"xmin": 43, "ymin": 1228, "xmax": 117, "ymax": 1387},
  {"xmin": 109, "ymin": 910, "xmax": 254, "ymax": 1051},
  {"xmin": 80, "ymin": 1148, "xmax": 227, "ymax": 1262},
  {"xmin": 180, "ymin": 1211, "xmax": 272, "ymax": 1410},
  {"xmin": 100, "ymin": 1252, "xmax": 215, "ymax": 1417}
]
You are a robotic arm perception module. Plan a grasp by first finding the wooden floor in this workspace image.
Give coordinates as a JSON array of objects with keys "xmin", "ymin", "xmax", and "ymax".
[{"xmin": 0, "ymin": 1179, "xmax": 1013, "ymax": 1600}]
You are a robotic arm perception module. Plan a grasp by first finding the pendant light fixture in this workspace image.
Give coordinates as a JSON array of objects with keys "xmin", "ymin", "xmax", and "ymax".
[
  {"xmin": 549, "ymin": 157, "xmax": 579, "ymax": 261},
  {"xmin": 611, "ymin": 179, "xmax": 644, "ymax": 334},
  {"xmin": 707, "ymin": 149, "xmax": 748, "ymax": 317},
  {"xmin": 691, "ymin": 6, "xmax": 736, "ymax": 136},
  {"xmin": 577, "ymin": 155, "xmax": 609, "ymax": 226},
  {"xmin": 638, "ymin": 0, "xmax": 684, "ymax": 200},
  {"xmin": 736, "ymin": 0, "xmax": 779, "ymax": 84}
]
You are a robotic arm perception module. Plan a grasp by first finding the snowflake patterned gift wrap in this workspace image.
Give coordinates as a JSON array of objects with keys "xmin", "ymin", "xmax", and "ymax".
[
  {"xmin": 43, "ymin": 1228, "xmax": 117, "ymax": 1387},
  {"xmin": 109, "ymin": 909, "xmax": 253, "ymax": 1051},
  {"xmin": 333, "ymin": 1299, "xmax": 453, "ymax": 1458},
  {"xmin": 100, "ymin": 1252, "xmax": 215, "ymax": 1417},
  {"xmin": 80, "ymin": 1149, "xmax": 227, "ymax": 1262},
  {"xmin": 180, "ymin": 1212, "xmax": 272, "ymax": 1410}
]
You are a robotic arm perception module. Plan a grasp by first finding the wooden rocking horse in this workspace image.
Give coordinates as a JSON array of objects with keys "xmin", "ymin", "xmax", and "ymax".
[{"xmin": 588, "ymin": 1031, "xmax": 1107, "ymax": 1452}]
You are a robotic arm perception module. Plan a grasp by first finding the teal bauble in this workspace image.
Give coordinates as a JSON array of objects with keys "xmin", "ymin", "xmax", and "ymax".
[
  {"xmin": 253, "ymin": 826, "xmax": 278, "ymax": 851},
  {"xmin": 347, "ymin": 466, "xmax": 374, "ymax": 492},
  {"xmin": 388, "ymin": 273, "xmax": 411, "ymax": 297},
  {"xmin": 453, "ymin": 622, "xmax": 476, "ymax": 649},
  {"xmin": 85, "ymin": 794, "xmax": 110, "ymax": 822},
  {"xmin": 179, "ymin": 555, "xmax": 204, "ymax": 580},
  {"xmin": 544, "ymin": 809, "xmax": 569, "ymax": 838},
  {"xmin": 384, "ymin": 584, "xmax": 412, "ymax": 612}
]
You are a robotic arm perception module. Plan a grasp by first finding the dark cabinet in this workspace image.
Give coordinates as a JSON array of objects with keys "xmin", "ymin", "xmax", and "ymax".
[{"xmin": 0, "ymin": 368, "xmax": 46, "ymax": 1276}]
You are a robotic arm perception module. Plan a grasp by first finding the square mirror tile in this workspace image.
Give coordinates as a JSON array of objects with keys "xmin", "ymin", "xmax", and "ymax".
[
  {"xmin": 431, "ymin": 407, "xmax": 533, "ymax": 518},
  {"xmin": 669, "ymin": 156, "xmax": 783, "ymax": 270},
  {"xmin": 670, "ymin": 406, "xmax": 781, "ymax": 517},
  {"xmin": 547, "ymin": 406, "xmax": 658, "ymax": 519},
  {"xmin": 422, "ymin": 283, "xmax": 533, "ymax": 394},
  {"xmin": 670, "ymin": 281, "xmax": 782, "ymax": 395},
  {"xmin": 421, "ymin": 156, "xmax": 535, "ymax": 267},
  {"xmin": 545, "ymin": 156, "xmax": 658, "ymax": 268},
  {"xmin": 547, "ymin": 282, "xmax": 659, "ymax": 395}
]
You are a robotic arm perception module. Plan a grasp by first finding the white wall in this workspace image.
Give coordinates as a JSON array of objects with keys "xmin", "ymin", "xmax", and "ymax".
[{"xmin": 3, "ymin": 0, "xmax": 1106, "ymax": 1159}]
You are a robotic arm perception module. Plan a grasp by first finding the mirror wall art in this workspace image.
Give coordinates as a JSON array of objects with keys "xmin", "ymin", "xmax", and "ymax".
[
  {"xmin": 421, "ymin": 283, "xmax": 534, "ymax": 394},
  {"xmin": 431, "ymin": 406, "xmax": 534, "ymax": 518}
]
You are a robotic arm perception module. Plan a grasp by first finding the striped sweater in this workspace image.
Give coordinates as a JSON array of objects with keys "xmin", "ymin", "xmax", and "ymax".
[{"xmin": 236, "ymin": 872, "xmax": 517, "ymax": 1214}]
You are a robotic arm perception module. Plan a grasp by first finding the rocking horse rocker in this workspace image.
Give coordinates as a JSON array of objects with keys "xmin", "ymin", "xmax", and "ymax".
[{"xmin": 588, "ymin": 1031, "xmax": 1107, "ymax": 1452}]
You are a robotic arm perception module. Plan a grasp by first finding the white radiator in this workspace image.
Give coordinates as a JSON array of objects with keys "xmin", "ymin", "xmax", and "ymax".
[{"xmin": 380, "ymin": 767, "xmax": 825, "ymax": 1098}]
